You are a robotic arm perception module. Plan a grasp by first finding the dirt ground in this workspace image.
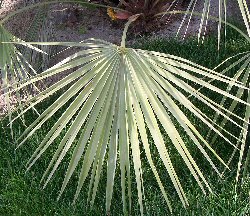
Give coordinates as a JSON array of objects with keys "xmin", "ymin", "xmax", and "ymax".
[{"xmin": 0, "ymin": 0, "xmax": 227, "ymax": 43}]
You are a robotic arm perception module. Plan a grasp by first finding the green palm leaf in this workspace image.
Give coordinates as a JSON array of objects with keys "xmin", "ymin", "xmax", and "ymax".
[
  {"xmin": 4, "ymin": 35, "xmax": 249, "ymax": 214},
  {"xmin": 0, "ymin": 25, "xmax": 45, "ymax": 134},
  {"xmin": 206, "ymin": 52, "xmax": 250, "ymax": 183},
  {"xmin": 178, "ymin": 0, "xmax": 250, "ymax": 184},
  {"xmin": 178, "ymin": 0, "xmax": 250, "ymax": 46},
  {"xmin": 1, "ymin": 2, "xmax": 250, "ymax": 214}
]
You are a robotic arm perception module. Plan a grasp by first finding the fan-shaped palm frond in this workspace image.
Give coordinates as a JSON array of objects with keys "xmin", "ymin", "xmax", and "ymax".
[
  {"xmin": 177, "ymin": 0, "xmax": 250, "ymax": 184},
  {"xmin": 1, "ymin": 1, "xmax": 250, "ymax": 215},
  {"xmin": 0, "ymin": 25, "xmax": 45, "ymax": 133},
  {"xmin": 206, "ymin": 51, "xmax": 250, "ymax": 183},
  {"xmin": 4, "ymin": 34, "xmax": 250, "ymax": 214}
]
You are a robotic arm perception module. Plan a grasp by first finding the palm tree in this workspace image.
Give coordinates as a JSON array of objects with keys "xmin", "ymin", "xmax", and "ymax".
[{"xmin": 0, "ymin": 0, "xmax": 249, "ymax": 215}]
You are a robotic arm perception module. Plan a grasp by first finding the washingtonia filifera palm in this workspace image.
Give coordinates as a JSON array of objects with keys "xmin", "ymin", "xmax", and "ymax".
[{"xmin": 2, "ymin": 12, "xmax": 250, "ymax": 214}]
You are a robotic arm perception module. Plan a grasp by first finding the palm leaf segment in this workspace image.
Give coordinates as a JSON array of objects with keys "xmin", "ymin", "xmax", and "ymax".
[
  {"xmin": 181, "ymin": 0, "xmax": 250, "ymax": 182},
  {"xmin": 206, "ymin": 50, "xmax": 250, "ymax": 181},
  {"xmin": 0, "ymin": 25, "xmax": 43, "ymax": 133},
  {"xmin": 176, "ymin": 0, "xmax": 250, "ymax": 183},
  {"xmin": 8, "ymin": 36, "xmax": 250, "ymax": 215},
  {"xmin": 178, "ymin": 0, "xmax": 250, "ymax": 44}
]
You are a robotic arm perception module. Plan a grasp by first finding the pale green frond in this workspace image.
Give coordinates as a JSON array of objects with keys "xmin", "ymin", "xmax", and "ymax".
[
  {"xmin": 208, "ymin": 57, "xmax": 250, "ymax": 143},
  {"xmin": 129, "ymin": 50, "xmax": 227, "ymax": 172},
  {"xmin": 237, "ymin": 0, "xmax": 250, "ymax": 37},
  {"xmin": 2, "ymin": 45, "xmax": 115, "ymax": 97},
  {"xmin": 236, "ymin": 90, "xmax": 250, "ymax": 183},
  {"xmin": 205, "ymin": 53, "xmax": 250, "ymax": 184},
  {"xmin": 127, "ymin": 76, "xmax": 172, "ymax": 212},
  {"xmin": 192, "ymin": 52, "xmax": 250, "ymax": 96},
  {"xmin": 106, "ymin": 85, "xmax": 120, "ymax": 214},
  {"xmin": 127, "ymin": 50, "xmax": 210, "ymax": 195},
  {"xmin": 1, "ymin": 1, "xmax": 250, "ymax": 215},
  {"xmin": 126, "ymin": 84, "xmax": 144, "ymax": 215},
  {"xmin": 8, "ymin": 40, "xmax": 113, "ymax": 48},
  {"xmin": 116, "ymin": 61, "xmax": 130, "ymax": 214},
  {"xmin": 126, "ymin": 54, "xmax": 189, "ymax": 207},
  {"xmin": 0, "ymin": 25, "xmax": 42, "ymax": 134},
  {"xmin": 53, "ymin": 54, "xmax": 120, "ymax": 194},
  {"xmin": 9, "ymin": 39, "xmax": 250, "ymax": 215},
  {"xmin": 138, "ymin": 50, "xmax": 249, "ymax": 134},
  {"xmin": 178, "ymin": 0, "xmax": 250, "ymax": 47},
  {"xmin": 26, "ymin": 53, "xmax": 119, "ymax": 174},
  {"xmin": 16, "ymin": 53, "xmax": 114, "ymax": 147}
]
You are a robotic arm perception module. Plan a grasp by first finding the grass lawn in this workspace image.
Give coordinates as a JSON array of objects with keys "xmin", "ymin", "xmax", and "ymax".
[{"xmin": 1, "ymin": 27, "xmax": 250, "ymax": 215}]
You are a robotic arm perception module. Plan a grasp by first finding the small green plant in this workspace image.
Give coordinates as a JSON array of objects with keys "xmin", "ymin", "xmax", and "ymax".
[{"xmin": 78, "ymin": 26, "xmax": 87, "ymax": 34}]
